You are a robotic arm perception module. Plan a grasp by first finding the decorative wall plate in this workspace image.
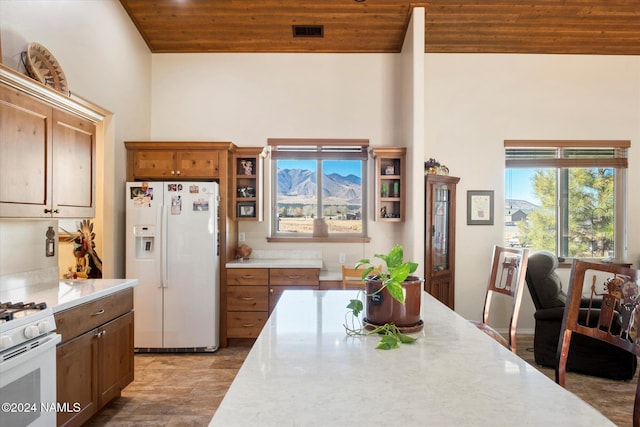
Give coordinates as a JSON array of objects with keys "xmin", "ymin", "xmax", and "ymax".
[{"xmin": 24, "ymin": 42, "xmax": 69, "ymax": 95}]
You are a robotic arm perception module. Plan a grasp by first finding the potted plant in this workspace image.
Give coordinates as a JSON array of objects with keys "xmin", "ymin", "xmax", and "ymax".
[{"xmin": 344, "ymin": 245, "xmax": 424, "ymax": 349}]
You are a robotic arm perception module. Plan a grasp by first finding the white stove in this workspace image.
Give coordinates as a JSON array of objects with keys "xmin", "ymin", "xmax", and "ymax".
[{"xmin": 0, "ymin": 301, "xmax": 61, "ymax": 427}]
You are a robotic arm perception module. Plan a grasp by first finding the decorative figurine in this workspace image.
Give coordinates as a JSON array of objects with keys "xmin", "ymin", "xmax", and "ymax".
[{"xmin": 241, "ymin": 160, "xmax": 253, "ymax": 175}]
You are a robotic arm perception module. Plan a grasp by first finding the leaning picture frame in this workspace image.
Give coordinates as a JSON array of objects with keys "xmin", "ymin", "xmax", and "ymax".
[
  {"xmin": 237, "ymin": 202, "xmax": 256, "ymax": 218},
  {"xmin": 467, "ymin": 190, "xmax": 494, "ymax": 225}
]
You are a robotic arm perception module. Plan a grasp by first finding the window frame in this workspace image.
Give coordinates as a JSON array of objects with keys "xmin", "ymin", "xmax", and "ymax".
[
  {"xmin": 504, "ymin": 140, "xmax": 629, "ymax": 262},
  {"xmin": 267, "ymin": 138, "xmax": 370, "ymax": 243}
]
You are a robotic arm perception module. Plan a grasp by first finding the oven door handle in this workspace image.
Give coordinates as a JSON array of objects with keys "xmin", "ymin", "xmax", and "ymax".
[{"xmin": 0, "ymin": 333, "xmax": 61, "ymax": 374}]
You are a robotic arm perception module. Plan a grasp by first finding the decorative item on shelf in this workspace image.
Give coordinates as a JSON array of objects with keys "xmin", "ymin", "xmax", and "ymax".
[
  {"xmin": 424, "ymin": 158, "xmax": 440, "ymax": 175},
  {"xmin": 59, "ymin": 220, "xmax": 102, "ymax": 279},
  {"xmin": 392, "ymin": 182, "xmax": 399, "ymax": 197},
  {"xmin": 21, "ymin": 42, "xmax": 69, "ymax": 96},
  {"xmin": 381, "ymin": 183, "xmax": 387, "ymax": 198},
  {"xmin": 236, "ymin": 243, "xmax": 252, "ymax": 260},
  {"xmin": 385, "ymin": 165, "xmax": 395, "ymax": 175},
  {"xmin": 438, "ymin": 165, "xmax": 450, "ymax": 175},
  {"xmin": 237, "ymin": 186, "xmax": 255, "ymax": 198},
  {"xmin": 241, "ymin": 160, "xmax": 253, "ymax": 175},
  {"xmin": 343, "ymin": 245, "xmax": 423, "ymax": 349}
]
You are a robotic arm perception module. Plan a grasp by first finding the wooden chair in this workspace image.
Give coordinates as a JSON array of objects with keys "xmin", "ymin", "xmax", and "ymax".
[
  {"xmin": 471, "ymin": 245, "xmax": 529, "ymax": 353},
  {"xmin": 556, "ymin": 260, "xmax": 640, "ymax": 426},
  {"xmin": 342, "ymin": 265, "xmax": 365, "ymax": 289}
]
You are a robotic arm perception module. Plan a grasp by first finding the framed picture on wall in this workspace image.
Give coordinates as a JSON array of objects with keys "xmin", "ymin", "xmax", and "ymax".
[{"xmin": 467, "ymin": 190, "xmax": 494, "ymax": 225}]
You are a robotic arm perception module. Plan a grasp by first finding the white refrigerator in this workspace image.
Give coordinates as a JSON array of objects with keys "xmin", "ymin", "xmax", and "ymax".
[{"xmin": 125, "ymin": 181, "xmax": 219, "ymax": 351}]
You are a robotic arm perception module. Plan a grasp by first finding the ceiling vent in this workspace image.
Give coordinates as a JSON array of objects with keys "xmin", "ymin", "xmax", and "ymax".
[{"xmin": 292, "ymin": 25, "xmax": 324, "ymax": 38}]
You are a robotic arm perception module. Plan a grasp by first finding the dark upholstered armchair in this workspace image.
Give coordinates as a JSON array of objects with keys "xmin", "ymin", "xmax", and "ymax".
[{"xmin": 525, "ymin": 251, "xmax": 637, "ymax": 381}]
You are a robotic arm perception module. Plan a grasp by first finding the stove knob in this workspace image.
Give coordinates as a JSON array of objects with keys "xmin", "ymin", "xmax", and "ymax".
[
  {"xmin": 38, "ymin": 320, "xmax": 52, "ymax": 334},
  {"xmin": 0, "ymin": 335, "xmax": 12, "ymax": 349},
  {"xmin": 24, "ymin": 325, "xmax": 40, "ymax": 339}
]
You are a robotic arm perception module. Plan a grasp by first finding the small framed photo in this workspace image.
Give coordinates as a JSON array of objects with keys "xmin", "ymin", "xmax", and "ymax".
[
  {"xmin": 237, "ymin": 202, "xmax": 256, "ymax": 218},
  {"xmin": 467, "ymin": 190, "xmax": 494, "ymax": 225},
  {"xmin": 385, "ymin": 165, "xmax": 395, "ymax": 175}
]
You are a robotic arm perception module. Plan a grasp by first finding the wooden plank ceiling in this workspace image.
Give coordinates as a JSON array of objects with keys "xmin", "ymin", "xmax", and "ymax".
[{"xmin": 119, "ymin": 0, "xmax": 640, "ymax": 55}]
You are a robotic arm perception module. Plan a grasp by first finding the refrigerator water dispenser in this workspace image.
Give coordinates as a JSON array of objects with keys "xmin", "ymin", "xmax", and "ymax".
[{"xmin": 134, "ymin": 225, "xmax": 155, "ymax": 259}]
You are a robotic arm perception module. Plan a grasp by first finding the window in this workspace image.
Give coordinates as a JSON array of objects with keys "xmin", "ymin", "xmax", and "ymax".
[
  {"xmin": 504, "ymin": 140, "xmax": 629, "ymax": 261},
  {"xmin": 268, "ymin": 139, "xmax": 369, "ymax": 242}
]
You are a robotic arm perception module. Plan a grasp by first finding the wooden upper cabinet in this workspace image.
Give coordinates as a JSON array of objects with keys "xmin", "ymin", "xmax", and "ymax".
[
  {"xmin": 371, "ymin": 147, "xmax": 406, "ymax": 222},
  {"xmin": 0, "ymin": 81, "xmax": 97, "ymax": 218},
  {"xmin": 0, "ymin": 85, "xmax": 52, "ymax": 218},
  {"xmin": 53, "ymin": 109, "xmax": 96, "ymax": 218},
  {"xmin": 126, "ymin": 142, "xmax": 222, "ymax": 180}
]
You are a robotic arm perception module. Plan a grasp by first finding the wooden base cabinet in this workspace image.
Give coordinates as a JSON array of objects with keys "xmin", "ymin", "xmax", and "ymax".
[
  {"xmin": 55, "ymin": 290, "xmax": 134, "ymax": 427},
  {"xmin": 225, "ymin": 268, "xmax": 319, "ymax": 339}
]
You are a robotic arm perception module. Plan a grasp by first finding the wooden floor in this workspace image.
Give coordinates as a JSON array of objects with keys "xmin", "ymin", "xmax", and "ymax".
[
  {"xmin": 85, "ymin": 346, "xmax": 251, "ymax": 426},
  {"xmin": 85, "ymin": 335, "xmax": 636, "ymax": 426}
]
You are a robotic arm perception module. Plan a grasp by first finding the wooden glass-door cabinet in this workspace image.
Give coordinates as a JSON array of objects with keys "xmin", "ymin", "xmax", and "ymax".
[{"xmin": 424, "ymin": 174, "xmax": 460, "ymax": 309}]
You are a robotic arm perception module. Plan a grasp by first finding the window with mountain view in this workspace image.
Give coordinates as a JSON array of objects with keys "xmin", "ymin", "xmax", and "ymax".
[
  {"xmin": 268, "ymin": 139, "xmax": 368, "ymax": 241},
  {"xmin": 504, "ymin": 140, "xmax": 629, "ymax": 261}
]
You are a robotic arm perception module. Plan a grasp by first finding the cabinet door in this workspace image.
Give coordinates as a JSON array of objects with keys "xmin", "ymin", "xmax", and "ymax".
[
  {"xmin": 53, "ymin": 109, "xmax": 96, "ymax": 217},
  {"xmin": 176, "ymin": 150, "xmax": 219, "ymax": 178},
  {"xmin": 98, "ymin": 311, "xmax": 134, "ymax": 407},
  {"xmin": 0, "ymin": 85, "xmax": 52, "ymax": 218},
  {"xmin": 132, "ymin": 150, "xmax": 176, "ymax": 179},
  {"xmin": 57, "ymin": 329, "xmax": 99, "ymax": 427}
]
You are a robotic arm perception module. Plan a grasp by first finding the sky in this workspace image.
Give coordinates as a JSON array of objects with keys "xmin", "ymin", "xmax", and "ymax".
[{"xmin": 505, "ymin": 169, "xmax": 540, "ymax": 204}]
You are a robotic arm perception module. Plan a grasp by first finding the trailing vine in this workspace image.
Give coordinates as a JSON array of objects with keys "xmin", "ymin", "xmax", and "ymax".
[{"xmin": 344, "ymin": 291, "xmax": 417, "ymax": 350}]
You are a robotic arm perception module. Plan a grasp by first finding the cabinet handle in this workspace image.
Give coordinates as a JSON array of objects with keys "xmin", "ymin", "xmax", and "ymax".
[
  {"xmin": 241, "ymin": 297, "xmax": 255, "ymax": 301},
  {"xmin": 242, "ymin": 324, "xmax": 255, "ymax": 328},
  {"xmin": 171, "ymin": 170, "xmax": 175, "ymax": 175},
  {"xmin": 94, "ymin": 330, "xmax": 106, "ymax": 338},
  {"xmin": 241, "ymin": 275, "xmax": 254, "ymax": 279},
  {"xmin": 287, "ymin": 275, "xmax": 301, "ymax": 279},
  {"xmin": 92, "ymin": 309, "xmax": 105, "ymax": 316},
  {"xmin": 43, "ymin": 208, "xmax": 59, "ymax": 214},
  {"xmin": 270, "ymin": 289, "xmax": 274, "ymax": 293},
  {"xmin": 176, "ymin": 170, "xmax": 181, "ymax": 175}
]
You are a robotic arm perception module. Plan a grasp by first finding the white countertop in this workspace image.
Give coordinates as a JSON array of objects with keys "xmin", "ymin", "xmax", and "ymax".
[
  {"xmin": 225, "ymin": 258, "xmax": 323, "ymax": 269},
  {"xmin": 210, "ymin": 290, "xmax": 613, "ymax": 427},
  {"xmin": 225, "ymin": 249, "xmax": 323, "ymax": 269},
  {"xmin": 1, "ymin": 278, "xmax": 138, "ymax": 313}
]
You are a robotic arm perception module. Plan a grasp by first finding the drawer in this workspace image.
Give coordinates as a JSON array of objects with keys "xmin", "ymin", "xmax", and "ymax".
[
  {"xmin": 270, "ymin": 268, "xmax": 319, "ymax": 286},
  {"xmin": 55, "ymin": 288, "xmax": 134, "ymax": 343},
  {"xmin": 227, "ymin": 268, "xmax": 269, "ymax": 285},
  {"xmin": 226, "ymin": 311, "xmax": 268, "ymax": 338},
  {"xmin": 227, "ymin": 286, "xmax": 268, "ymax": 311}
]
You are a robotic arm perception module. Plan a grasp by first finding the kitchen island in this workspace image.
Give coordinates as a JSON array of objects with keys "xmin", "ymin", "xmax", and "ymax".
[{"xmin": 210, "ymin": 290, "xmax": 613, "ymax": 426}]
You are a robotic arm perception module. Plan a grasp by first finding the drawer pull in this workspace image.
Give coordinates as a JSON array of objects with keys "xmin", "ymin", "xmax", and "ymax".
[
  {"xmin": 242, "ymin": 323, "xmax": 255, "ymax": 328},
  {"xmin": 287, "ymin": 275, "xmax": 301, "ymax": 279},
  {"xmin": 94, "ymin": 330, "xmax": 106, "ymax": 338},
  {"xmin": 92, "ymin": 309, "xmax": 105, "ymax": 316},
  {"xmin": 241, "ymin": 297, "xmax": 255, "ymax": 301},
  {"xmin": 240, "ymin": 275, "xmax": 255, "ymax": 279}
]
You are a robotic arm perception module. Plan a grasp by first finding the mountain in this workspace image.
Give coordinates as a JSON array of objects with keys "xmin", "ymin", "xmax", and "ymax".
[{"xmin": 277, "ymin": 169, "xmax": 361, "ymax": 205}]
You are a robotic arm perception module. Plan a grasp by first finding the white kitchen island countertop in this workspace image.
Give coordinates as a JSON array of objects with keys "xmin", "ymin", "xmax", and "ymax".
[
  {"xmin": 1, "ymin": 278, "xmax": 138, "ymax": 313},
  {"xmin": 210, "ymin": 290, "xmax": 614, "ymax": 427}
]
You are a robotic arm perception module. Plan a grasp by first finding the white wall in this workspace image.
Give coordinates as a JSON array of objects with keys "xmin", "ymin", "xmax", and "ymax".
[
  {"xmin": 425, "ymin": 53, "xmax": 640, "ymax": 329},
  {"xmin": 150, "ymin": 52, "xmax": 406, "ymax": 271},
  {"xmin": 0, "ymin": 0, "xmax": 151, "ymax": 279}
]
